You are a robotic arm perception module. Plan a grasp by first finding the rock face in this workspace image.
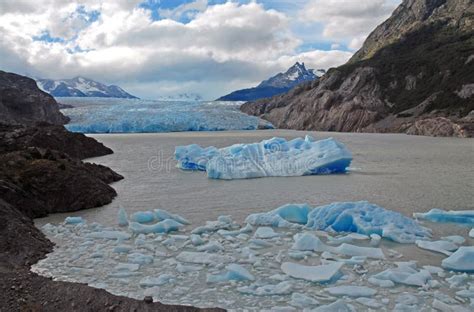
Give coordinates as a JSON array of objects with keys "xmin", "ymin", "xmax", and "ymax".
[
  {"xmin": 0, "ymin": 71, "xmax": 70, "ymax": 125},
  {"xmin": 218, "ymin": 62, "xmax": 324, "ymax": 102},
  {"xmin": 241, "ymin": 0, "xmax": 474, "ymax": 137}
]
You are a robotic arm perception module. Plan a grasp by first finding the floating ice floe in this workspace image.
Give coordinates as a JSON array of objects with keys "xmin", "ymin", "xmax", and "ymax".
[
  {"xmin": 246, "ymin": 204, "xmax": 311, "ymax": 228},
  {"xmin": 325, "ymin": 285, "xmax": 377, "ymax": 297},
  {"xmin": 237, "ymin": 281, "xmax": 293, "ymax": 296},
  {"xmin": 175, "ymin": 136, "xmax": 352, "ymax": 179},
  {"xmin": 414, "ymin": 209, "xmax": 474, "ymax": 226},
  {"xmin": 441, "ymin": 246, "xmax": 474, "ymax": 272},
  {"xmin": 289, "ymin": 293, "xmax": 320, "ymax": 308},
  {"xmin": 371, "ymin": 263, "xmax": 432, "ymax": 287},
  {"xmin": 311, "ymin": 300, "xmax": 355, "ymax": 312},
  {"xmin": 176, "ymin": 251, "xmax": 234, "ymax": 265},
  {"xmin": 128, "ymin": 219, "xmax": 183, "ymax": 234},
  {"xmin": 415, "ymin": 240, "xmax": 458, "ymax": 255},
  {"xmin": 247, "ymin": 201, "xmax": 430, "ymax": 244},
  {"xmin": 469, "ymin": 229, "xmax": 474, "ymax": 238},
  {"xmin": 86, "ymin": 230, "xmax": 131, "ymax": 240},
  {"xmin": 117, "ymin": 207, "xmax": 128, "ymax": 226},
  {"xmin": 307, "ymin": 201, "xmax": 431, "ymax": 243},
  {"xmin": 281, "ymin": 262, "xmax": 344, "ymax": 283},
  {"xmin": 206, "ymin": 264, "xmax": 254, "ymax": 283},
  {"xmin": 65, "ymin": 216, "xmax": 84, "ymax": 224}
]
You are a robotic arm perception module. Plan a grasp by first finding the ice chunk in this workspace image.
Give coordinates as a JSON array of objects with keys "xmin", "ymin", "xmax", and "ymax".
[
  {"xmin": 413, "ymin": 209, "xmax": 474, "ymax": 226},
  {"xmin": 130, "ymin": 211, "xmax": 155, "ymax": 224},
  {"xmin": 65, "ymin": 216, "xmax": 84, "ymax": 224},
  {"xmin": 176, "ymin": 251, "xmax": 234, "ymax": 265},
  {"xmin": 139, "ymin": 275, "xmax": 174, "ymax": 287},
  {"xmin": 176, "ymin": 263, "xmax": 202, "ymax": 273},
  {"xmin": 368, "ymin": 277, "xmax": 395, "ymax": 288},
  {"xmin": 289, "ymin": 293, "xmax": 319, "ymax": 308},
  {"xmin": 86, "ymin": 231, "xmax": 131, "ymax": 240},
  {"xmin": 441, "ymin": 246, "xmax": 474, "ymax": 272},
  {"xmin": 292, "ymin": 233, "xmax": 327, "ymax": 252},
  {"xmin": 254, "ymin": 227, "xmax": 280, "ymax": 239},
  {"xmin": 311, "ymin": 300, "xmax": 355, "ymax": 312},
  {"xmin": 237, "ymin": 281, "xmax": 292, "ymax": 296},
  {"xmin": 415, "ymin": 240, "xmax": 458, "ymax": 255},
  {"xmin": 205, "ymin": 137, "xmax": 352, "ymax": 179},
  {"xmin": 333, "ymin": 243, "xmax": 385, "ymax": 259},
  {"xmin": 191, "ymin": 216, "xmax": 237, "ymax": 234},
  {"xmin": 206, "ymin": 264, "xmax": 254, "ymax": 283},
  {"xmin": 281, "ymin": 262, "xmax": 344, "ymax": 283},
  {"xmin": 371, "ymin": 266, "xmax": 431, "ymax": 286},
  {"xmin": 432, "ymin": 299, "xmax": 472, "ymax": 312},
  {"xmin": 325, "ymin": 286, "xmax": 376, "ymax": 297},
  {"xmin": 113, "ymin": 245, "xmax": 132, "ymax": 254},
  {"xmin": 190, "ymin": 234, "xmax": 205, "ymax": 246},
  {"xmin": 117, "ymin": 207, "xmax": 128, "ymax": 226},
  {"xmin": 127, "ymin": 252, "xmax": 153, "ymax": 265},
  {"xmin": 175, "ymin": 144, "xmax": 219, "ymax": 171},
  {"xmin": 307, "ymin": 201, "xmax": 431, "ymax": 243},
  {"xmin": 469, "ymin": 229, "xmax": 474, "ymax": 238},
  {"xmin": 114, "ymin": 263, "xmax": 140, "ymax": 272},
  {"xmin": 154, "ymin": 209, "xmax": 190, "ymax": 225},
  {"xmin": 246, "ymin": 204, "xmax": 311, "ymax": 228},
  {"xmin": 441, "ymin": 235, "xmax": 465, "ymax": 245},
  {"xmin": 327, "ymin": 233, "xmax": 369, "ymax": 245},
  {"xmin": 355, "ymin": 298, "xmax": 383, "ymax": 308},
  {"xmin": 128, "ymin": 219, "xmax": 183, "ymax": 234},
  {"xmin": 196, "ymin": 241, "xmax": 224, "ymax": 253}
]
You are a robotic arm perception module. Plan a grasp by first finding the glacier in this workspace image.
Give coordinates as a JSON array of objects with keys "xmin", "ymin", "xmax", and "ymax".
[
  {"xmin": 59, "ymin": 98, "xmax": 273, "ymax": 133},
  {"xmin": 175, "ymin": 136, "xmax": 352, "ymax": 179}
]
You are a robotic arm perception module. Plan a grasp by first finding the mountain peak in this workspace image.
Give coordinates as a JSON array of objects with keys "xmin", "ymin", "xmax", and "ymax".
[{"xmin": 36, "ymin": 76, "xmax": 138, "ymax": 99}]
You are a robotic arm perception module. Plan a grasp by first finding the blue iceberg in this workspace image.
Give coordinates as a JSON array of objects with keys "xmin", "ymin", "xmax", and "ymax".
[
  {"xmin": 247, "ymin": 201, "xmax": 431, "ymax": 243},
  {"xmin": 413, "ymin": 209, "xmax": 474, "ymax": 226},
  {"xmin": 175, "ymin": 136, "xmax": 352, "ymax": 179},
  {"xmin": 306, "ymin": 201, "xmax": 431, "ymax": 243},
  {"xmin": 61, "ymin": 98, "xmax": 273, "ymax": 133}
]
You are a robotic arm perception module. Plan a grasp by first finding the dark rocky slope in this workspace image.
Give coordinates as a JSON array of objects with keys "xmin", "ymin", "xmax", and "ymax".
[
  {"xmin": 0, "ymin": 70, "xmax": 222, "ymax": 311},
  {"xmin": 241, "ymin": 0, "xmax": 474, "ymax": 137},
  {"xmin": 0, "ymin": 71, "xmax": 70, "ymax": 125}
]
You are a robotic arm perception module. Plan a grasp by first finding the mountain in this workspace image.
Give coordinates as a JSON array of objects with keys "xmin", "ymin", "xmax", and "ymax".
[
  {"xmin": 217, "ymin": 62, "xmax": 325, "ymax": 101},
  {"xmin": 36, "ymin": 76, "xmax": 138, "ymax": 99},
  {"xmin": 0, "ymin": 70, "xmax": 69, "ymax": 125},
  {"xmin": 156, "ymin": 93, "xmax": 203, "ymax": 101},
  {"xmin": 241, "ymin": 0, "xmax": 474, "ymax": 137}
]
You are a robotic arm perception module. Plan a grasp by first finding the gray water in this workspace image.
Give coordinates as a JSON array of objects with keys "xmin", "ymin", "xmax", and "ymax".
[{"xmin": 37, "ymin": 130, "xmax": 473, "ymax": 244}]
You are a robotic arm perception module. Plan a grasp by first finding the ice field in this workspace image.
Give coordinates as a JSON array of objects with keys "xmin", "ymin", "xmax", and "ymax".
[{"xmin": 33, "ymin": 202, "xmax": 474, "ymax": 311}]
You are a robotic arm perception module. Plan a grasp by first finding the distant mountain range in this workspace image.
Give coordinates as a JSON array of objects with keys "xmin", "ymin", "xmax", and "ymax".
[
  {"xmin": 156, "ymin": 93, "xmax": 203, "ymax": 101},
  {"xmin": 36, "ymin": 76, "xmax": 138, "ymax": 99},
  {"xmin": 217, "ymin": 62, "xmax": 325, "ymax": 101}
]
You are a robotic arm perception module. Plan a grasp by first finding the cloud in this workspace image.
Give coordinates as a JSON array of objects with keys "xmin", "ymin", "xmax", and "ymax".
[
  {"xmin": 299, "ymin": 0, "xmax": 400, "ymax": 50},
  {"xmin": 0, "ymin": 0, "xmax": 374, "ymax": 99}
]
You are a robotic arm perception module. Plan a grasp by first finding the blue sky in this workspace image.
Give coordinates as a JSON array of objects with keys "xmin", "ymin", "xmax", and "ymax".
[{"xmin": 0, "ymin": 0, "xmax": 400, "ymax": 99}]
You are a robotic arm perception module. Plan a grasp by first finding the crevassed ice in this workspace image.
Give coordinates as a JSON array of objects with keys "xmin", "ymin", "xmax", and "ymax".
[
  {"xmin": 62, "ymin": 99, "xmax": 273, "ymax": 133},
  {"xmin": 175, "ymin": 136, "xmax": 352, "ymax": 179},
  {"xmin": 247, "ymin": 201, "xmax": 431, "ymax": 243}
]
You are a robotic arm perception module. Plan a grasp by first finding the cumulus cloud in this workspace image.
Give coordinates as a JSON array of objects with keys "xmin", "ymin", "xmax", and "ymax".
[
  {"xmin": 0, "ymin": 0, "xmax": 398, "ymax": 98},
  {"xmin": 300, "ymin": 0, "xmax": 400, "ymax": 50}
]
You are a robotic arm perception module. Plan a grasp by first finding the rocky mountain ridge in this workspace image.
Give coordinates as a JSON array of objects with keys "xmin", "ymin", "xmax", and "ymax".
[
  {"xmin": 36, "ymin": 76, "xmax": 138, "ymax": 99},
  {"xmin": 241, "ymin": 0, "xmax": 474, "ymax": 137},
  {"xmin": 218, "ymin": 62, "xmax": 324, "ymax": 102}
]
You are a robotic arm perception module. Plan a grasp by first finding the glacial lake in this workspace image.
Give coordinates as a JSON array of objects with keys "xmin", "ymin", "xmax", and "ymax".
[{"xmin": 34, "ymin": 130, "xmax": 474, "ymax": 310}]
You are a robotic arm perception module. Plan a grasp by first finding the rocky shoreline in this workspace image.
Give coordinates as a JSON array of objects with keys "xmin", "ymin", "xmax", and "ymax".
[{"xmin": 0, "ymin": 71, "xmax": 223, "ymax": 311}]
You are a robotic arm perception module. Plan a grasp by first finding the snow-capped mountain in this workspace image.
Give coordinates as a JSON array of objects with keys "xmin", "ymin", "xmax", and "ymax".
[
  {"xmin": 156, "ymin": 93, "xmax": 203, "ymax": 101},
  {"xmin": 36, "ymin": 77, "xmax": 138, "ymax": 99},
  {"xmin": 217, "ymin": 62, "xmax": 325, "ymax": 101}
]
